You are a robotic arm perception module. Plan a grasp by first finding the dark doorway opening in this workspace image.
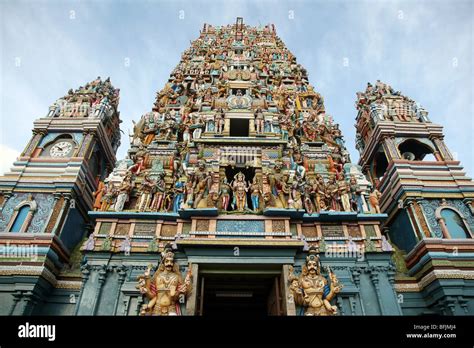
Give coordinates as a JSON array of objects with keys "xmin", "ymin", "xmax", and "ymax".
[
  {"xmin": 373, "ymin": 148, "xmax": 389, "ymax": 181},
  {"xmin": 230, "ymin": 118, "xmax": 249, "ymax": 137},
  {"xmin": 198, "ymin": 274, "xmax": 282, "ymax": 317},
  {"xmin": 224, "ymin": 165, "xmax": 255, "ymax": 211}
]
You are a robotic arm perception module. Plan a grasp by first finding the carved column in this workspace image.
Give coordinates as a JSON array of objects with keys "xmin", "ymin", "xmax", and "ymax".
[
  {"xmin": 51, "ymin": 194, "xmax": 71, "ymax": 236},
  {"xmin": 75, "ymin": 264, "xmax": 91, "ymax": 315},
  {"xmin": 22, "ymin": 130, "xmax": 46, "ymax": 157},
  {"xmin": 92, "ymin": 265, "xmax": 108, "ymax": 315},
  {"xmin": 381, "ymin": 135, "xmax": 399, "ymax": 161},
  {"xmin": 405, "ymin": 199, "xmax": 425, "ymax": 239},
  {"xmin": 0, "ymin": 192, "xmax": 11, "ymax": 212},
  {"xmin": 350, "ymin": 266, "xmax": 365, "ymax": 315},
  {"xmin": 185, "ymin": 263, "xmax": 199, "ymax": 315},
  {"xmin": 9, "ymin": 291, "xmax": 22, "ymax": 315},
  {"xmin": 431, "ymin": 136, "xmax": 453, "ymax": 161},
  {"xmin": 368, "ymin": 266, "xmax": 385, "ymax": 315},
  {"xmin": 113, "ymin": 266, "xmax": 128, "ymax": 315},
  {"xmin": 281, "ymin": 264, "xmax": 296, "ymax": 315},
  {"xmin": 77, "ymin": 130, "xmax": 96, "ymax": 158},
  {"xmin": 463, "ymin": 199, "xmax": 474, "ymax": 215}
]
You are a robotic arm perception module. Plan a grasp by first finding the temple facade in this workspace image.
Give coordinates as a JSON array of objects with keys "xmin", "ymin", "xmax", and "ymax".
[{"xmin": 0, "ymin": 19, "xmax": 472, "ymax": 316}]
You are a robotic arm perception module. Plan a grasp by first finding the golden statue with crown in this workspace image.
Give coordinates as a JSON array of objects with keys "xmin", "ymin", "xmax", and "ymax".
[
  {"xmin": 289, "ymin": 247, "xmax": 343, "ymax": 315},
  {"xmin": 136, "ymin": 245, "xmax": 193, "ymax": 315}
]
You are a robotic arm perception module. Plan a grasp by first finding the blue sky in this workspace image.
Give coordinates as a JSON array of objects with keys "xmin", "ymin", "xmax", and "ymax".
[{"xmin": 1, "ymin": 0, "xmax": 473, "ymax": 175}]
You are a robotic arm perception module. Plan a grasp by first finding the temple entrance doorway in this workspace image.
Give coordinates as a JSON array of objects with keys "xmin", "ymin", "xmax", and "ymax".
[
  {"xmin": 224, "ymin": 165, "xmax": 256, "ymax": 211},
  {"xmin": 198, "ymin": 274, "xmax": 283, "ymax": 317},
  {"xmin": 197, "ymin": 267, "xmax": 284, "ymax": 317}
]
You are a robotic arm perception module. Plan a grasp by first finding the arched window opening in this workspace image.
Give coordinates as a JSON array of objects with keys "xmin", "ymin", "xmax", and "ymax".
[
  {"xmin": 10, "ymin": 205, "xmax": 31, "ymax": 232},
  {"xmin": 399, "ymin": 139, "xmax": 436, "ymax": 161},
  {"xmin": 441, "ymin": 208, "xmax": 471, "ymax": 239},
  {"xmin": 372, "ymin": 149, "xmax": 389, "ymax": 182}
]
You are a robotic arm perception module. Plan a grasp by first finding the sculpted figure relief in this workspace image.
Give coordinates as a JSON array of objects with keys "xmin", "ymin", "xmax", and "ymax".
[
  {"xmin": 136, "ymin": 247, "xmax": 192, "ymax": 316},
  {"xmin": 289, "ymin": 247, "xmax": 343, "ymax": 316},
  {"xmin": 99, "ymin": 23, "xmax": 382, "ymax": 219}
]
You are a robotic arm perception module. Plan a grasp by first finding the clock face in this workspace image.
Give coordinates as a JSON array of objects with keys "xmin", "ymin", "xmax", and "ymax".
[{"xmin": 49, "ymin": 141, "xmax": 73, "ymax": 158}]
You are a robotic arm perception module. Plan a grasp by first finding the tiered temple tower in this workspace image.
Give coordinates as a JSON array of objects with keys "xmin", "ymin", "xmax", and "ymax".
[
  {"xmin": 5, "ymin": 20, "xmax": 471, "ymax": 317},
  {"xmin": 0, "ymin": 78, "xmax": 121, "ymax": 314},
  {"xmin": 75, "ymin": 20, "xmax": 402, "ymax": 316},
  {"xmin": 355, "ymin": 81, "xmax": 474, "ymax": 314}
]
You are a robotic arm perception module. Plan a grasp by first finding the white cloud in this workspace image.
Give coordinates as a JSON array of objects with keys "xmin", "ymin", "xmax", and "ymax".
[{"xmin": 0, "ymin": 144, "xmax": 20, "ymax": 175}]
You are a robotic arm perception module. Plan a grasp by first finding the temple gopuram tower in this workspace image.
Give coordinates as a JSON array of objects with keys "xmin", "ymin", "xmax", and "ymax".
[
  {"xmin": 75, "ymin": 20, "xmax": 402, "ymax": 316},
  {"xmin": 355, "ymin": 81, "xmax": 474, "ymax": 315},
  {"xmin": 0, "ymin": 78, "xmax": 121, "ymax": 314}
]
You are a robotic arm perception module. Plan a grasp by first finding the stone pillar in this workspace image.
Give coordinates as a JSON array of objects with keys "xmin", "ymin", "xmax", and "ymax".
[
  {"xmin": 51, "ymin": 194, "xmax": 70, "ymax": 236},
  {"xmin": 92, "ymin": 265, "xmax": 108, "ymax": 315},
  {"xmin": 350, "ymin": 266, "xmax": 365, "ymax": 315},
  {"xmin": 77, "ymin": 131, "xmax": 95, "ymax": 158},
  {"xmin": 185, "ymin": 263, "xmax": 199, "ymax": 315},
  {"xmin": 368, "ymin": 266, "xmax": 385, "ymax": 315},
  {"xmin": 75, "ymin": 264, "xmax": 91, "ymax": 315},
  {"xmin": 381, "ymin": 135, "xmax": 399, "ymax": 161},
  {"xmin": 9, "ymin": 291, "xmax": 22, "ymax": 315},
  {"xmin": 431, "ymin": 136, "xmax": 453, "ymax": 161},
  {"xmin": 281, "ymin": 264, "xmax": 296, "ymax": 315},
  {"xmin": 22, "ymin": 130, "xmax": 46, "ymax": 157},
  {"xmin": 113, "ymin": 266, "xmax": 128, "ymax": 315}
]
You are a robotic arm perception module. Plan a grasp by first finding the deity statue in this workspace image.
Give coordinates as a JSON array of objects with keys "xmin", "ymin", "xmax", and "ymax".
[
  {"xmin": 93, "ymin": 180, "xmax": 106, "ymax": 211},
  {"xmin": 349, "ymin": 175, "xmax": 364, "ymax": 213},
  {"xmin": 254, "ymin": 108, "xmax": 264, "ymax": 134},
  {"xmin": 172, "ymin": 177, "xmax": 185, "ymax": 212},
  {"xmin": 338, "ymin": 178, "xmax": 351, "ymax": 212},
  {"xmin": 100, "ymin": 181, "xmax": 117, "ymax": 211},
  {"xmin": 369, "ymin": 187, "xmax": 382, "ymax": 214},
  {"xmin": 219, "ymin": 177, "xmax": 232, "ymax": 211},
  {"xmin": 325, "ymin": 175, "xmax": 340, "ymax": 211},
  {"xmin": 215, "ymin": 108, "xmax": 225, "ymax": 134},
  {"xmin": 312, "ymin": 175, "xmax": 326, "ymax": 212},
  {"xmin": 115, "ymin": 173, "xmax": 133, "ymax": 212},
  {"xmin": 150, "ymin": 172, "xmax": 166, "ymax": 211},
  {"xmin": 82, "ymin": 233, "xmax": 95, "ymax": 251},
  {"xmin": 206, "ymin": 173, "xmax": 220, "ymax": 208},
  {"xmin": 136, "ymin": 173, "xmax": 156, "ymax": 212},
  {"xmin": 288, "ymin": 247, "xmax": 343, "ymax": 316},
  {"xmin": 136, "ymin": 247, "xmax": 193, "ymax": 316},
  {"xmin": 303, "ymin": 181, "xmax": 315, "ymax": 215},
  {"xmin": 249, "ymin": 176, "xmax": 262, "ymax": 212},
  {"xmin": 231, "ymin": 171, "xmax": 249, "ymax": 211},
  {"xmin": 184, "ymin": 172, "xmax": 196, "ymax": 208},
  {"xmin": 193, "ymin": 172, "xmax": 211, "ymax": 209}
]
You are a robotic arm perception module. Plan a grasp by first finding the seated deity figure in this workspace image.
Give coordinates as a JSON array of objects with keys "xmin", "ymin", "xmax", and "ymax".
[
  {"xmin": 136, "ymin": 247, "xmax": 192, "ymax": 316},
  {"xmin": 289, "ymin": 247, "xmax": 342, "ymax": 316},
  {"xmin": 232, "ymin": 172, "xmax": 249, "ymax": 211}
]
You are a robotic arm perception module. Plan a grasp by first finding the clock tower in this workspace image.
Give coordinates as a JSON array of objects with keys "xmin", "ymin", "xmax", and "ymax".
[
  {"xmin": 0, "ymin": 77, "xmax": 121, "ymax": 315},
  {"xmin": 355, "ymin": 81, "xmax": 474, "ymax": 315}
]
